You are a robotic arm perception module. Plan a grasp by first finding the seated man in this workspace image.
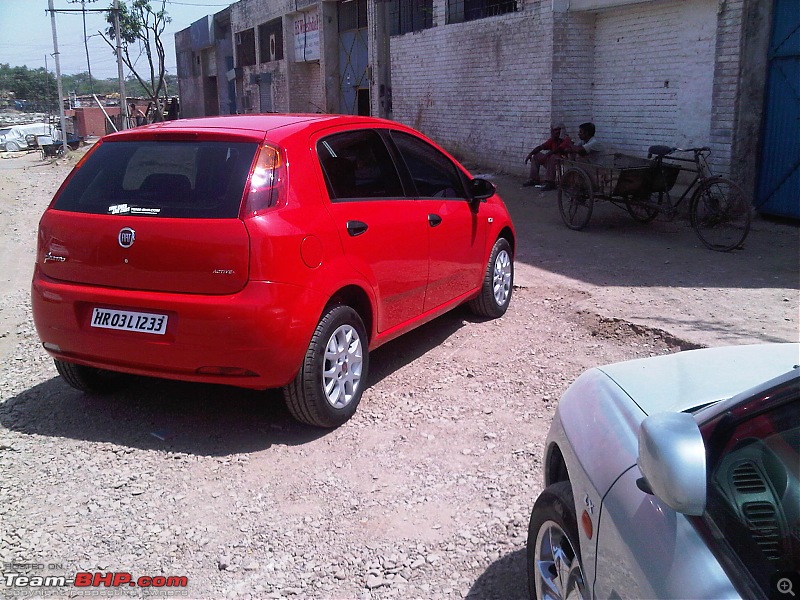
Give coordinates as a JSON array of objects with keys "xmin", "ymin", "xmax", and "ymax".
[
  {"xmin": 567, "ymin": 122, "xmax": 604, "ymax": 161},
  {"xmin": 523, "ymin": 123, "xmax": 571, "ymax": 191}
]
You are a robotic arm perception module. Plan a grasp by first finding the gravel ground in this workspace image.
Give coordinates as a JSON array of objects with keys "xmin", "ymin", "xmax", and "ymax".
[{"xmin": 0, "ymin": 147, "xmax": 797, "ymax": 600}]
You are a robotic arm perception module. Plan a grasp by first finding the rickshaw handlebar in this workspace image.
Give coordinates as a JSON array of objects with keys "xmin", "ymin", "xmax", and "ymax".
[{"xmin": 648, "ymin": 145, "xmax": 711, "ymax": 159}]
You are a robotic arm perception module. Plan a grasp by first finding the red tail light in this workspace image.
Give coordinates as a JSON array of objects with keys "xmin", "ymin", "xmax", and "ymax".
[{"xmin": 241, "ymin": 143, "xmax": 286, "ymax": 218}]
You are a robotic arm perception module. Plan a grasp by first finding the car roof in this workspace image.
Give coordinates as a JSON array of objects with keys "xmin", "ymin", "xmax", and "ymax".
[
  {"xmin": 596, "ymin": 343, "xmax": 800, "ymax": 415},
  {"xmin": 104, "ymin": 113, "xmax": 405, "ymax": 142}
]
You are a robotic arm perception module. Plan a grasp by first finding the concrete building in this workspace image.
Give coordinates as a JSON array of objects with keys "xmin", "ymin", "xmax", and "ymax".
[
  {"xmin": 174, "ymin": 0, "xmax": 795, "ymax": 216},
  {"xmin": 176, "ymin": 8, "xmax": 236, "ymax": 118}
]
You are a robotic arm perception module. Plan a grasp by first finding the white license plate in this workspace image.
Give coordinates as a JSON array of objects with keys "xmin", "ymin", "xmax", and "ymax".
[{"xmin": 90, "ymin": 308, "xmax": 168, "ymax": 335}]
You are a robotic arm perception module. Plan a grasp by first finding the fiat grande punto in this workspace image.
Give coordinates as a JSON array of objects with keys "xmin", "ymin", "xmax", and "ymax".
[{"xmin": 31, "ymin": 114, "xmax": 515, "ymax": 427}]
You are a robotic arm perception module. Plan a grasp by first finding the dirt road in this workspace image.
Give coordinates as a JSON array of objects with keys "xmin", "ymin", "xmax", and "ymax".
[{"xmin": 0, "ymin": 147, "xmax": 797, "ymax": 599}]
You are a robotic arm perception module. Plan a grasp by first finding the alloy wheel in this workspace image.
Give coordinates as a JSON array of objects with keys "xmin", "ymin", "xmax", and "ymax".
[
  {"xmin": 534, "ymin": 520, "xmax": 586, "ymax": 600},
  {"xmin": 493, "ymin": 249, "xmax": 512, "ymax": 306},
  {"xmin": 322, "ymin": 324, "xmax": 363, "ymax": 409}
]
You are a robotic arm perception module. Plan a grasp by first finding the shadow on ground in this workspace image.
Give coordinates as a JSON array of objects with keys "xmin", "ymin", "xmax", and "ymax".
[
  {"xmin": 0, "ymin": 307, "xmax": 473, "ymax": 455},
  {"xmin": 496, "ymin": 172, "xmax": 799, "ymax": 292},
  {"xmin": 466, "ymin": 548, "xmax": 528, "ymax": 600}
]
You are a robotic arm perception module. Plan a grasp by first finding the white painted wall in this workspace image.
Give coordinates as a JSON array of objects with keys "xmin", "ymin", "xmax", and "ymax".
[
  {"xmin": 390, "ymin": 0, "xmax": 554, "ymax": 172},
  {"xmin": 591, "ymin": 0, "xmax": 717, "ymax": 155},
  {"xmin": 389, "ymin": 0, "xmax": 721, "ymax": 176}
]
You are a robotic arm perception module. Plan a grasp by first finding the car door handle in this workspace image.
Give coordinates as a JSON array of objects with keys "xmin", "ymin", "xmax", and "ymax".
[
  {"xmin": 428, "ymin": 214, "xmax": 442, "ymax": 227},
  {"xmin": 346, "ymin": 220, "xmax": 368, "ymax": 237}
]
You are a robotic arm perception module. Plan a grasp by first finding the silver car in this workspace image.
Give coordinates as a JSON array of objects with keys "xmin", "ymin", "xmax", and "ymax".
[{"xmin": 527, "ymin": 343, "xmax": 799, "ymax": 599}]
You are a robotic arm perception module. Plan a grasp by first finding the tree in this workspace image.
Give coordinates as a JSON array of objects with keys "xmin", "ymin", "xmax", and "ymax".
[
  {"xmin": 101, "ymin": 0, "xmax": 171, "ymax": 121},
  {"xmin": 62, "ymin": 72, "xmax": 121, "ymax": 96},
  {"xmin": 0, "ymin": 64, "xmax": 58, "ymax": 111}
]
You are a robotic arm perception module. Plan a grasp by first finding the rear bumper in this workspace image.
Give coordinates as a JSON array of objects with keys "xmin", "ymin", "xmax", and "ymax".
[{"xmin": 31, "ymin": 268, "xmax": 325, "ymax": 389}]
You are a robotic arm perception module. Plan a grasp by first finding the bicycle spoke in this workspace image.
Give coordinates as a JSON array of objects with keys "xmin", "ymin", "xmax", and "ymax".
[{"xmin": 691, "ymin": 178, "xmax": 751, "ymax": 251}]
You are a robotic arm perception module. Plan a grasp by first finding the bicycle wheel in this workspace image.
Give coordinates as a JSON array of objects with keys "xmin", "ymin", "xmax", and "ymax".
[
  {"xmin": 690, "ymin": 177, "xmax": 751, "ymax": 251},
  {"xmin": 626, "ymin": 192, "xmax": 662, "ymax": 223},
  {"xmin": 558, "ymin": 168, "xmax": 594, "ymax": 230}
]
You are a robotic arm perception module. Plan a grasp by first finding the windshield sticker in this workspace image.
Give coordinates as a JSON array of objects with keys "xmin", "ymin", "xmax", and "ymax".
[
  {"xmin": 131, "ymin": 207, "xmax": 161, "ymax": 215},
  {"xmin": 108, "ymin": 204, "xmax": 130, "ymax": 214},
  {"xmin": 107, "ymin": 204, "xmax": 161, "ymax": 216}
]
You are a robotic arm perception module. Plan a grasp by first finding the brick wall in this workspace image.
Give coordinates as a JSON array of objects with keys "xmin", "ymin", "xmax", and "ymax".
[
  {"xmin": 390, "ymin": 0, "xmax": 552, "ymax": 172},
  {"xmin": 288, "ymin": 61, "xmax": 323, "ymax": 112},
  {"xmin": 710, "ymin": 0, "xmax": 746, "ymax": 178},
  {"xmin": 72, "ymin": 107, "xmax": 121, "ymax": 138},
  {"xmin": 389, "ymin": 0, "xmax": 731, "ymax": 177},
  {"xmin": 552, "ymin": 9, "xmax": 596, "ymax": 143},
  {"xmin": 590, "ymin": 0, "xmax": 717, "ymax": 161}
]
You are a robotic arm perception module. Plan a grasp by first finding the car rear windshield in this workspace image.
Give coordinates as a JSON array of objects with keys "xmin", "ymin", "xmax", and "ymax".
[{"xmin": 53, "ymin": 140, "xmax": 259, "ymax": 218}]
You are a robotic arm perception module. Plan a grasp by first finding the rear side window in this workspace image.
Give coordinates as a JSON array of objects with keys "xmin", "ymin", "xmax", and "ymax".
[
  {"xmin": 317, "ymin": 130, "xmax": 404, "ymax": 201},
  {"xmin": 53, "ymin": 140, "xmax": 259, "ymax": 218},
  {"xmin": 390, "ymin": 130, "xmax": 468, "ymax": 199}
]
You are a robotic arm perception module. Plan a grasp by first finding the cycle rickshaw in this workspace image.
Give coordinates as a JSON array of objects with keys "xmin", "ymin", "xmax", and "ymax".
[{"xmin": 557, "ymin": 146, "xmax": 752, "ymax": 251}]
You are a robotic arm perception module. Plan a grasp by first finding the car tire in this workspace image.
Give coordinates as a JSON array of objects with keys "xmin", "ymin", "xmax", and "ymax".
[
  {"xmin": 54, "ymin": 359, "xmax": 128, "ymax": 393},
  {"xmin": 527, "ymin": 481, "xmax": 586, "ymax": 600},
  {"xmin": 283, "ymin": 305, "xmax": 369, "ymax": 428},
  {"xmin": 5, "ymin": 140, "xmax": 20, "ymax": 152},
  {"xmin": 468, "ymin": 237, "xmax": 513, "ymax": 318}
]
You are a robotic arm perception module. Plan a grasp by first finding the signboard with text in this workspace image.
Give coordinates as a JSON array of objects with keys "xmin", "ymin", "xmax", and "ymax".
[{"xmin": 294, "ymin": 8, "xmax": 320, "ymax": 62}]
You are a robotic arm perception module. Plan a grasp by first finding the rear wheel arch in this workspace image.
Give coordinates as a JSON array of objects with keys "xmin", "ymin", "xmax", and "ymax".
[{"xmin": 326, "ymin": 284, "xmax": 374, "ymax": 344}]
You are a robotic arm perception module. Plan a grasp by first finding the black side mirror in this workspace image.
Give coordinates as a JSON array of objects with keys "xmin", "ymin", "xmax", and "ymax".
[{"xmin": 469, "ymin": 178, "xmax": 496, "ymax": 201}]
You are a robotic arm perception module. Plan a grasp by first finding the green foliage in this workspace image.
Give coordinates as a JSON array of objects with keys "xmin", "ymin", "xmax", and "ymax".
[
  {"xmin": 59, "ymin": 72, "xmax": 177, "ymax": 97},
  {"xmin": 0, "ymin": 1, "xmax": 177, "ymax": 113},
  {"xmin": 0, "ymin": 64, "xmax": 57, "ymax": 100},
  {"xmin": 0, "ymin": 63, "xmax": 177, "ymax": 110}
]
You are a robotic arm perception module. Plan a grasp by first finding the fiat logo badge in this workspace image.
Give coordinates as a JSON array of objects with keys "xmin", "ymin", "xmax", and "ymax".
[{"xmin": 118, "ymin": 227, "xmax": 136, "ymax": 248}]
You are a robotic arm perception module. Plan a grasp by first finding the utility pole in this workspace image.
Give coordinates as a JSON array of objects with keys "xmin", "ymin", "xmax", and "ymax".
[
  {"xmin": 48, "ymin": 0, "xmax": 70, "ymax": 156},
  {"xmin": 114, "ymin": 0, "xmax": 128, "ymax": 129},
  {"xmin": 114, "ymin": 0, "xmax": 127, "ymax": 129},
  {"xmin": 81, "ymin": 0, "xmax": 94, "ymax": 95}
]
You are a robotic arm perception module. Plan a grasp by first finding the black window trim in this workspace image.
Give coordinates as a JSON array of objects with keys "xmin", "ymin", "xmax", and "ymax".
[
  {"xmin": 384, "ymin": 128, "xmax": 470, "ymax": 201},
  {"xmin": 316, "ymin": 126, "xmax": 474, "ymax": 203},
  {"xmin": 446, "ymin": 0, "xmax": 518, "ymax": 25},
  {"xmin": 317, "ymin": 128, "xmax": 410, "ymax": 203}
]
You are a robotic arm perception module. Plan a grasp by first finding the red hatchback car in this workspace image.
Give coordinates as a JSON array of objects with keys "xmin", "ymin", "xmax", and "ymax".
[{"xmin": 32, "ymin": 114, "xmax": 515, "ymax": 427}]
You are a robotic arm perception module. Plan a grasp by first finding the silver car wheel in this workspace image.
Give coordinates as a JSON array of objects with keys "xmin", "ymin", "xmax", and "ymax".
[
  {"xmin": 534, "ymin": 520, "xmax": 586, "ymax": 600},
  {"xmin": 492, "ymin": 249, "xmax": 512, "ymax": 306},
  {"xmin": 323, "ymin": 324, "xmax": 363, "ymax": 409},
  {"xmin": 5, "ymin": 140, "xmax": 20, "ymax": 152}
]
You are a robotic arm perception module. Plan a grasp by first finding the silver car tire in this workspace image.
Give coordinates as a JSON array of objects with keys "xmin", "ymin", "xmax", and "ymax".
[
  {"xmin": 284, "ymin": 305, "xmax": 369, "ymax": 428},
  {"xmin": 468, "ymin": 237, "xmax": 513, "ymax": 318},
  {"xmin": 527, "ymin": 481, "xmax": 586, "ymax": 600},
  {"xmin": 5, "ymin": 140, "xmax": 20, "ymax": 152}
]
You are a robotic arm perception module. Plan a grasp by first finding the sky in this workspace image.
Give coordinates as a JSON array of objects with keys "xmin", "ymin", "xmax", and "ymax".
[{"xmin": 0, "ymin": 0, "xmax": 231, "ymax": 80}]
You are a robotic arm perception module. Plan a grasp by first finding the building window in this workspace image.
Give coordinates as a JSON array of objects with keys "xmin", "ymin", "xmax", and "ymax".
[
  {"xmin": 387, "ymin": 0, "xmax": 433, "ymax": 35},
  {"xmin": 236, "ymin": 28, "xmax": 256, "ymax": 67},
  {"xmin": 258, "ymin": 18, "xmax": 284, "ymax": 63},
  {"xmin": 339, "ymin": 0, "xmax": 368, "ymax": 32},
  {"xmin": 447, "ymin": 0, "xmax": 516, "ymax": 24}
]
